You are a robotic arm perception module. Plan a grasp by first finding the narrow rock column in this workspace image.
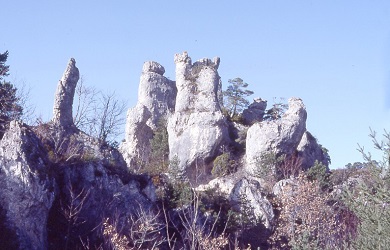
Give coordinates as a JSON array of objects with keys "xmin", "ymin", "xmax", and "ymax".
[{"xmin": 52, "ymin": 58, "xmax": 79, "ymax": 127}]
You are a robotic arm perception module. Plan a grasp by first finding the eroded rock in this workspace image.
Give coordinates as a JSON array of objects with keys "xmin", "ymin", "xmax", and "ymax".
[
  {"xmin": 245, "ymin": 98, "xmax": 307, "ymax": 173},
  {"xmin": 52, "ymin": 58, "xmax": 79, "ymax": 127},
  {"xmin": 121, "ymin": 61, "xmax": 176, "ymax": 167},
  {"xmin": 0, "ymin": 121, "xmax": 55, "ymax": 249},
  {"xmin": 242, "ymin": 98, "xmax": 267, "ymax": 125},
  {"xmin": 168, "ymin": 52, "xmax": 228, "ymax": 177},
  {"xmin": 297, "ymin": 131, "xmax": 330, "ymax": 170}
]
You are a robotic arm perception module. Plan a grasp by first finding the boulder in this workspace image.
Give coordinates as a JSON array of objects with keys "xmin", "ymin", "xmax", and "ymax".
[
  {"xmin": 52, "ymin": 58, "xmax": 79, "ymax": 127},
  {"xmin": 245, "ymin": 98, "xmax": 307, "ymax": 173},
  {"xmin": 0, "ymin": 121, "xmax": 55, "ymax": 249}
]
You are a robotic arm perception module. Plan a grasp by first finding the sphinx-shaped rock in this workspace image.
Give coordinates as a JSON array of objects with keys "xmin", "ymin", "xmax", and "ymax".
[
  {"xmin": 0, "ymin": 121, "xmax": 55, "ymax": 249},
  {"xmin": 52, "ymin": 58, "xmax": 79, "ymax": 127},
  {"xmin": 168, "ymin": 52, "xmax": 228, "ymax": 177},
  {"xmin": 121, "ymin": 61, "xmax": 176, "ymax": 167},
  {"xmin": 245, "ymin": 98, "xmax": 307, "ymax": 173}
]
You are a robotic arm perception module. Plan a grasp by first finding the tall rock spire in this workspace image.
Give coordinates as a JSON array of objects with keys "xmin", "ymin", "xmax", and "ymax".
[{"xmin": 52, "ymin": 58, "xmax": 79, "ymax": 127}]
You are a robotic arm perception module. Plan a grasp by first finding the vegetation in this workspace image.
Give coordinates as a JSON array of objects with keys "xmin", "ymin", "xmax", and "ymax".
[
  {"xmin": 263, "ymin": 97, "xmax": 288, "ymax": 121},
  {"xmin": 3, "ymin": 51, "xmax": 390, "ymax": 249},
  {"xmin": 73, "ymin": 78, "xmax": 126, "ymax": 145},
  {"xmin": 0, "ymin": 51, "xmax": 23, "ymax": 137},
  {"xmin": 222, "ymin": 78, "xmax": 253, "ymax": 120}
]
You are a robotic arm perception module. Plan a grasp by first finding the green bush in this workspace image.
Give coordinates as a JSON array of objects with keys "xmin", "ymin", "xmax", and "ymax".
[
  {"xmin": 306, "ymin": 160, "xmax": 330, "ymax": 191},
  {"xmin": 211, "ymin": 153, "xmax": 237, "ymax": 177}
]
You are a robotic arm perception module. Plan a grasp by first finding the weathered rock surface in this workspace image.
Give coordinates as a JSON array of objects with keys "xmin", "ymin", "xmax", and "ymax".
[
  {"xmin": 0, "ymin": 59, "xmax": 156, "ymax": 249},
  {"xmin": 52, "ymin": 58, "xmax": 79, "ymax": 127},
  {"xmin": 242, "ymin": 98, "xmax": 267, "ymax": 125},
  {"xmin": 245, "ymin": 98, "xmax": 307, "ymax": 173},
  {"xmin": 168, "ymin": 52, "xmax": 228, "ymax": 177},
  {"xmin": 197, "ymin": 176, "xmax": 274, "ymax": 230},
  {"xmin": 297, "ymin": 131, "xmax": 330, "ymax": 170},
  {"xmin": 173, "ymin": 51, "xmax": 221, "ymax": 113},
  {"xmin": 121, "ymin": 61, "xmax": 176, "ymax": 167},
  {"xmin": 0, "ymin": 121, "xmax": 55, "ymax": 250}
]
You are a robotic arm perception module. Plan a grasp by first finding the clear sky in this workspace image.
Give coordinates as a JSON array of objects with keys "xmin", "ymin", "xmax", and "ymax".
[{"xmin": 2, "ymin": 1, "xmax": 390, "ymax": 169}]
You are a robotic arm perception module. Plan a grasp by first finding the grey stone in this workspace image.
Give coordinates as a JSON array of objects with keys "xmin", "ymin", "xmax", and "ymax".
[
  {"xmin": 242, "ymin": 98, "xmax": 267, "ymax": 125},
  {"xmin": 0, "ymin": 121, "xmax": 55, "ymax": 249},
  {"xmin": 168, "ymin": 52, "xmax": 228, "ymax": 176},
  {"xmin": 52, "ymin": 58, "xmax": 79, "ymax": 127},
  {"xmin": 121, "ymin": 61, "xmax": 176, "ymax": 167},
  {"xmin": 297, "ymin": 131, "xmax": 330, "ymax": 170},
  {"xmin": 245, "ymin": 98, "xmax": 307, "ymax": 173}
]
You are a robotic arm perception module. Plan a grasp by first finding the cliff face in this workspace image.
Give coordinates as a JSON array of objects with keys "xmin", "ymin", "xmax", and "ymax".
[
  {"xmin": 0, "ymin": 121, "xmax": 54, "ymax": 250},
  {"xmin": 0, "ymin": 59, "xmax": 155, "ymax": 249}
]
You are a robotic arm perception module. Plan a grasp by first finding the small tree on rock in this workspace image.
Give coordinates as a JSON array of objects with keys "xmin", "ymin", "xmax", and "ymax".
[{"xmin": 222, "ymin": 78, "xmax": 253, "ymax": 119}]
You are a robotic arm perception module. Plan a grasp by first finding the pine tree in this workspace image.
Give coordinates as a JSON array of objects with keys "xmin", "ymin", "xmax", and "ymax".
[
  {"xmin": 222, "ymin": 78, "xmax": 253, "ymax": 119},
  {"xmin": 0, "ymin": 51, "xmax": 23, "ymax": 137}
]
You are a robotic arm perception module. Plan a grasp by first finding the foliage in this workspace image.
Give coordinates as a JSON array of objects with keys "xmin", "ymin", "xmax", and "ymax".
[
  {"xmin": 144, "ymin": 118, "xmax": 170, "ymax": 176},
  {"xmin": 263, "ymin": 97, "xmax": 288, "ymax": 121},
  {"xmin": 222, "ymin": 78, "xmax": 253, "ymax": 119},
  {"xmin": 211, "ymin": 152, "xmax": 237, "ymax": 177},
  {"xmin": 0, "ymin": 51, "xmax": 10, "ymax": 79},
  {"xmin": 0, "ymin": 51, "xmax": 23, "ymax": 137},
  {"xmin": 270, "ymin": 174, "xmax": 356, "ymax": 249},
  {"xmin": 254, "ymin": 152, "xmax": 303, "ymax": 185},
  {"xmin": 342, "ymin": 129, "xmax": 390, "ymax": 249},
  {"xmin": 0, "ymin": 82, "xmax": 23, "ymax": 136},
  {"xmin": 306, "ymin": 160, "xmax": 330, "ymax": 191}
]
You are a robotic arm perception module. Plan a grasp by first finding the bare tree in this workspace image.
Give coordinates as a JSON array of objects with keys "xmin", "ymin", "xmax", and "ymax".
[
  {"xmin": 72, "ymin": 79, "xmax": 127, "ymax": 145},
  {"xmin": 93, "ymin": 92, "xmax": 126, "ymax": 143},
  {"xmin": 73, "ymin": 76, "xmax": 97, "ymax": 129}
]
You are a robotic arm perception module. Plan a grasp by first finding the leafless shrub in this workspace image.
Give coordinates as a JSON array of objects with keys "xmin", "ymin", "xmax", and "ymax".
[
  {"xmin": 171, "ymin": 189, "xmax": 229, "ymax": 250},
  {"xmin": 48, "ymin": 130, "xmax": 83, "ymax": 163},
  {"xmin": 61, "ymin": 184, "xmax": 90, "ymax": 250},
  {"xmin": 103, "ymin": 205, "xmax": 166, "ymax": 250},
  {"xmin": 269, "ymin": 174, "xmax": 357, "ymax": 249},
  {"xmin": 278, "ymin": 154, "xmax": 303, "ymax": 180}
]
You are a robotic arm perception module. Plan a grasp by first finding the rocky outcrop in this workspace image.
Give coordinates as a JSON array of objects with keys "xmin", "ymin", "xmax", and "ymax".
[
  {"xmin": 242, "ymin": 98, "xmax": 267, "ymax": 125},
  {"xmin": 297, "ymin": 131, "xmax": 330, "ymax": 170},
  {"xmin": 52, "ymin": 58, "xmax": 79, "ymax": 127},
  {"xmin": 168, "ymin": 52, "xmax": 228, "ymax": 177},
  {"xmin": 197, "ymin": 176, "xmax": 274, "ymax": 230},
  {"xmin": 245, "ymin": 98, "xmax": 307, "ymax": 173},
  {"xmin": 138, "ymin": 61, "xmax": 176, "ymax": 128},
  {"xmin": 121, "ymin": 61, "xmax": 176, "ymax": 166},
  {"xmin": 0, "ymin": 121, "xmax": 55, "ymax": 250},
  {"xmin": 0, "ymin": 59, "xmax": 156, "ymax": 249}
]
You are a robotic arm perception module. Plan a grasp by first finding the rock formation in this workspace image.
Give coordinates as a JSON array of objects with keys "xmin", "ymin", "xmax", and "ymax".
[
  {"xmin": 52, "ymin": 58, "xmax": 79, "ymax": 127},
  {"xmin": 121, "ymin": 61, "xmax": 176, "ymax": 166},
  {"xmin": 245, "ymin": 97, "xmax": 307, "ymax": 173},
  {"xmin": 167, "ymin": 52, "xmax": 228, "ymax": 178},
  {"xmin": 0, "ymin": 121, "xmax": 55, "ymax": 249},
  {"xmin": 242, "ymin": 98, "xmax": 267, "ymax": 125},
  {"xmin": 297, "ymin": 131, "xmax": 330, "ymax": 170},
  {"xmin": 197, "ymin": 176, "xmax": 274, "ymax": 230},
  {"xmin": 0, "ymin": 59, "xmax": 156, "ymax": 249}
]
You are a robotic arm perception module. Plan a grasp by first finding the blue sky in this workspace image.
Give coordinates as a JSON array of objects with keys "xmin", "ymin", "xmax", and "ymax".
[{"xmin": 2, "ymin": 1, "xmax": 390, "ymax": 168}]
